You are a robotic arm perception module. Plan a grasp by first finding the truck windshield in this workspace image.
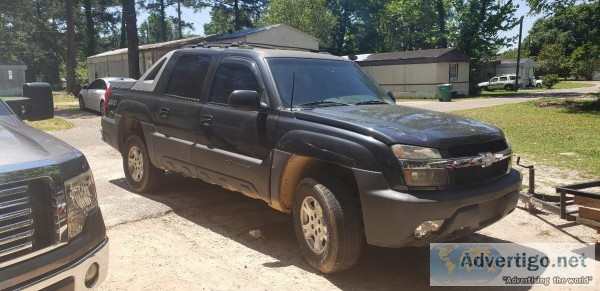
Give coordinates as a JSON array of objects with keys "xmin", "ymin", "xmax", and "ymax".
[{"xmin": 267, "ymin": 58, "xmax": 394, "ymax": 108}]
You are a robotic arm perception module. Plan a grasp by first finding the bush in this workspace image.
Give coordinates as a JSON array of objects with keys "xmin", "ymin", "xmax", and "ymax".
[{"xmin": 542, "ymin": 74, "xmax": 560, "ymax": 89}]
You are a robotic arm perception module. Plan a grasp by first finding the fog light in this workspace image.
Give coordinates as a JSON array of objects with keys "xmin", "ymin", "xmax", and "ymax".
[
  {"xmin": 84, "ymin": 263, "xmax": 99, "ymax": 288},
  {"xmin": 413, "ymin": 220, "xmax": 444, "ymax": 239}
]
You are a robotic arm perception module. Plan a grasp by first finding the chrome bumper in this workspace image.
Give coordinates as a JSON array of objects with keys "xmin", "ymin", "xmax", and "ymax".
[{"xmin": 20, "ymin": 238, "xmax": 109, "ymax": 290}]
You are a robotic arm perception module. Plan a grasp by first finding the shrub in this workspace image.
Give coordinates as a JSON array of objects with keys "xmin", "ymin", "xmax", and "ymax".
[{"xmin": 542, "ymin": 74, "xmax": 560, "ymax": 89}]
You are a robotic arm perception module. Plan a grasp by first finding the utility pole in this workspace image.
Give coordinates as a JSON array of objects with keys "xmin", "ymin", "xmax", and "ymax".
[{"xmin": 515, "ymin": 16, "xmax": 524, "ymax": 91}]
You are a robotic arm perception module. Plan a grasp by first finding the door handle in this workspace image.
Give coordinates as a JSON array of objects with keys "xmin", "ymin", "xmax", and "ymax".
[
  {"xmin": 200, "ymin": 115, "xmax": 213, "ymax": 127},
  {"xmin": 159, "ymin": 107, "xmax": 170, "ymax": 118}
]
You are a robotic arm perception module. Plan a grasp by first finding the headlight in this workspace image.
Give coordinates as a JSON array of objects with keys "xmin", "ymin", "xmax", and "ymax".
[
  {"xmin": 391, "ymin": 145, "xmax": 445, "ymax": 187},
  {"xmin": 391, "ymin": 145, "xmax": 442, "ymax": 159},
  {"xmin": 65, "ymin": 169, "xmax": 98, "ymax": 239}
]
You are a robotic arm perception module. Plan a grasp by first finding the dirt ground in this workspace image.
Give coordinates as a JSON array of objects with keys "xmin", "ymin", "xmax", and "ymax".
[{"xmin": 46, "ymin": 106, "xmax": 599, "ymax": 291}]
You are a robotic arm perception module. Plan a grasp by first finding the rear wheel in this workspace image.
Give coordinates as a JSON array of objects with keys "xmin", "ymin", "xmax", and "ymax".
[
  {"xmin": 123, "ymin": 135, "xmax": 164, "ymax": 192},
  {"xmin": 536, "ymin": 83, "xmax": 542, "ymax": 88},
  {"xmin": 504, "ymin": 84, "xmax": 514, "ymax": 91},
  {"xmin": 79, "ymin": 95, "xmax": 85, "ymax": 111},
  {"xmin": 293, "ymin": 177, "xmax": 362, "ymax": 273}
]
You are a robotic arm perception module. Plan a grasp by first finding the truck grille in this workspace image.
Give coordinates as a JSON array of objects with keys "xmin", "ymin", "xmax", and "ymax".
[
  {"xmin": 0, "ymin": 180, "xmax": 54, "ymax": 265},
  {"xmin": 447, "ymin": 139, "xmax": 508, "ymax": 158},
  {"xmin": 448, "ymin": 158, "xmax": 510, "ymax": 186}
]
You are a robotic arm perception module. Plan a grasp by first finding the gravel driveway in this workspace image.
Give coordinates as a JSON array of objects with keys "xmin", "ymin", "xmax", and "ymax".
[{"xmin": 48, "ymin": 108, "xmax": 598, "ymax": 290}]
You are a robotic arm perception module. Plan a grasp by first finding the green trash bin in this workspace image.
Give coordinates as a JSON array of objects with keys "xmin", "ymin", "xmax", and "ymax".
[{"xmin": 438, "ymin": 84, "xmax": 453, "ymax": 102}]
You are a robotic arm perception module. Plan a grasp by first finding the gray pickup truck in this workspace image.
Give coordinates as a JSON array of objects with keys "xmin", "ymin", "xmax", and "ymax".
[
  {"xmin": 0, "ymin": 84, "xmax": 108, "ymax": 290},
  {"xmin": 102, "ymin": 46, "xmax": 521, "ymax": 273}
]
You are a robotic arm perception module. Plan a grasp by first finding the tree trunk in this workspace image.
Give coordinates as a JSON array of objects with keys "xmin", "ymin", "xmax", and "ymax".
[
  {"xmin": 120, "ymin": 12, "xmax": 127, "ymax": 48},
  {"xmin": 84, "ymin": 0, "xmax": 96, "ymax": 56},
  {"xmin": 436, "ymin": 0, "xmax": 447, "ymax": 48},
  {"xmin": 65, "ymin": 0, "xmax": 77, "ymax": 95},
  {"xmin": 159, "ymin": 0, "xmax": 167, "ymax": 41},
  {"xmin": 122, "ymin": 0, "xmax": 140, "ymax": 79},
  {"xmin": 234, "ymin": 0, "xmax": 240, "ymax": 31}
]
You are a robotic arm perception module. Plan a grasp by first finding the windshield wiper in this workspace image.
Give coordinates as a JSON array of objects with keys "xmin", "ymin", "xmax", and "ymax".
[
  {"xmin": 296, "ymin": 101, "xmax": 349, "ymax": 108},
  {"xmin": 354, "ymin": 100, "xmax": 388, "ymax": 105}
]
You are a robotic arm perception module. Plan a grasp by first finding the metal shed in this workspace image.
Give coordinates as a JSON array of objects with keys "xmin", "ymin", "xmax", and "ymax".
[
  {"xmin": 495, "ymin": 58, "xmax": 537, "ymax": 87},
  {"xmin": 351, "ymin": 48, "xmax": 471, "ymax": 98},
  {"xmin": 86, "ymin": 24, "xmax": 320, "ymax": 83},
  {"xmin": 0, "ymin": 56, "xmax": 27, "ymax": 96}
]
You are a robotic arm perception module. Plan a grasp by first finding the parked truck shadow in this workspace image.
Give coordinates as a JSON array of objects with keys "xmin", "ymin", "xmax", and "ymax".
[{"xmin": 110, "ymin": 173, "xmax": 531, "ymax": 290}]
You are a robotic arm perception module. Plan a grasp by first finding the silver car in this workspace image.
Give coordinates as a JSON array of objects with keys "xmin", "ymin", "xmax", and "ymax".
[{"xmin": 78, "ymin": 77, "xmax": 136, "ymax": 114}]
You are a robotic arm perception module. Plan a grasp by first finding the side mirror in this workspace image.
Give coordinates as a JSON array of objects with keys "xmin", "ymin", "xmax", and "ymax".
[
  {"xmin": 228, "ymin": 90, "xmax": 262, "ymax": 110},
  {"xmin": 82, "ymin": 85, "xmax": 88, "ymax": 89}
]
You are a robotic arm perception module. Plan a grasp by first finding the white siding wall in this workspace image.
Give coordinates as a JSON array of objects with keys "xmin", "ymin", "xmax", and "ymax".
[
  {"xmin": 246, "ymin": 26, "xmax": 319, "ymax": 51},
  {"xmin": 0, "ymin": 65, "xmax": 27, "ymax": 96},
  {"xmin": 361, "ymin": 62, "xmax": 469, "ymax": 98}
]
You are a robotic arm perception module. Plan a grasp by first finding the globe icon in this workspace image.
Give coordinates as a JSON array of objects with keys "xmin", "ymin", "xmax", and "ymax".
[{"xmin": 430, "ymin": 244, "xmax": 503, "ymax": 285}]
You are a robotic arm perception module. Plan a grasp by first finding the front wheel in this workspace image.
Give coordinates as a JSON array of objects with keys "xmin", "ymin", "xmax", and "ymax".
[
  {"xmin": 293, "ymin": 177, "xmax": 363, "ymax": 273},
  {"xmin": 536, "ymin": 83, "xmax": 542, "ymax": 88},
  {"xmin": 79, "ymin": 95, "xmax": 85, "ymax": 111},
  {"xmin": 123, "ymin": 135, "xmax": 165, "ymax": 192}
]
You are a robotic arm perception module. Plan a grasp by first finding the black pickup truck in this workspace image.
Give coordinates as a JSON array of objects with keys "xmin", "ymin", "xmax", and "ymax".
[
  {"xmin": 101, "ymin": 47, "xmax": 521, "ymax": 273},
  {"xmin": 1, "ymin": 84, "xmax": 108, "ymax": 289}
]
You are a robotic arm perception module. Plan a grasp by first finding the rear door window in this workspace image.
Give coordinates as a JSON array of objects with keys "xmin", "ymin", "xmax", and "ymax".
[
  {"xmin": 166, "ymin": 55, "xmax": 212, "ymax": 100},
  {"xmin": 209, "ymin": 61, "xmax": 260, "ymax": 104}
]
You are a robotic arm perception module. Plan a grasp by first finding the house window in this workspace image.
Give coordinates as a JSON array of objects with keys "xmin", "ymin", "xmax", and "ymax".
[
  {"xmin": 449, "ymin": 63, "xmax": 458, "ymax": 82},
  {"xmin": 8, "ymin": 70, "xmax": 13, "ymax": 80}
]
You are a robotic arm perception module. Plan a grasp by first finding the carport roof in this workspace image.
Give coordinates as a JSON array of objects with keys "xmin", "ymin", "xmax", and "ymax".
[{"xmin": 352, "ymin": 48, "xmax": 471, "ymax": 66}]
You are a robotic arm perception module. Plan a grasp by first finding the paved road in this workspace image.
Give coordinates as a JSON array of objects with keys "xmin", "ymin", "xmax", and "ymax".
[
  {"xmin": 48, "ymin": 108, "xmax": 598, "ymax": 290},
  {"xmin": 399, "ymin": 81, "xmax": 600, "ymax": 112}
]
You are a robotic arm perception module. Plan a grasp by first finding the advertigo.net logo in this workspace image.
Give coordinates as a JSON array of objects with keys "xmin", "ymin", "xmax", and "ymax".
[{"xmin": 430, "ymin": 243, "xmax": 595, "ymax": 286}]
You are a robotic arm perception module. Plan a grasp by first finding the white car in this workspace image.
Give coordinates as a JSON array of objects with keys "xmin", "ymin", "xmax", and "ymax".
[{"xmin": 78, "ymin": 77, "xmax": 136, "ymax": 114}]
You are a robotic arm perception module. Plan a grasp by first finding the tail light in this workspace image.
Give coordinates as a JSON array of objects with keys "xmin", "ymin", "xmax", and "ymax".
[{"xmin": 103, "ymin": 86, "xmax": 113, "ymax": 112}]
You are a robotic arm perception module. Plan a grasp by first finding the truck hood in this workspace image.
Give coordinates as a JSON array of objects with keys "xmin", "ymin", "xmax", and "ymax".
[
  {"xmin": 478, "ymin": 81, "xmax": 490, "ymax": 87},
  {"xmin": 293, "ymin": 104, "xmax": 504, "ymax": 149},
  {"xmin": 0, "ymin": 116, "xmax": 80, "ymax": 167}
]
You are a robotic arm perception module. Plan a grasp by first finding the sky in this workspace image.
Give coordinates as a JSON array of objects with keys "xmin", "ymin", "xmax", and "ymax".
[
  {"xmin": 138, "ymin": 5, "xmax": 212, "ymax": 36},
  {"xmin": 499, "ymin": 0, "xmax": 541, "ymax": 52},
  {"xmin": 138, "ymin": 0, "xmax": 540, "ymax": 52}
]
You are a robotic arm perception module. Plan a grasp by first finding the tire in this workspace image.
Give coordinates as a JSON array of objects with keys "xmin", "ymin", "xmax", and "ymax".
[
  {"xmin": 100, "ymin": 100, "xmax": 105, "ymax": 116},
  {"xmin": 536, "ymin": 83, "xmax": 542, "ymax": 88},
  {"xmin": 79, "ymin": 95, "xmax": 85, "ymax": 111},
  {"xmin": 123, "ymin": 135, "xmax": 165, "ymax": 193},
  {"xmin": 293, "ymin": 177, "xmax": 363, "ymax": 273},
  {"xmin": 504, "ymin": 84, "xmax": 513, "ymax": 91},
  {"xmin": 481, "ymin": 86, "xmax": 488, "ymax": 92}
]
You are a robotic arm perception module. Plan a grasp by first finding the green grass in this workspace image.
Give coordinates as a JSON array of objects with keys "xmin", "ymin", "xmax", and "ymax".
[
  {"xmin": 25, "ymin": 117, "xmax": 75, "ymax": 132},
  {"xmin": 453, "ymin": 98, "xmax": 600, "ymax": 177},
  {"xmin": 52, "ymin": 92, "xmax": 78, "ymax": 104},
  {"xmin": 550, "ymin": 82, "xmax": 595, "ymax": 90},
  {"xmin": 2, "ymin": 94, "xmax": 77, "ymax": 104}
]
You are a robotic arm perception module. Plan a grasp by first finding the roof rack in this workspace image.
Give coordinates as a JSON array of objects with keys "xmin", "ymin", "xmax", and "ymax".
[{"xmin": 188, "ymin": 41, "xmax": 320, "ymax": 53}]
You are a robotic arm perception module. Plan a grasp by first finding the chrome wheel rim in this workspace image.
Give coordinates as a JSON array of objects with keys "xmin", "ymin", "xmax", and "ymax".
[
  {"xmin": 127, "ymin": 145, "xmax": 144, "ymax": 182},
  {"xmin": 300, "ymin": 196, "xmax": 328, "ymax": 255}
]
